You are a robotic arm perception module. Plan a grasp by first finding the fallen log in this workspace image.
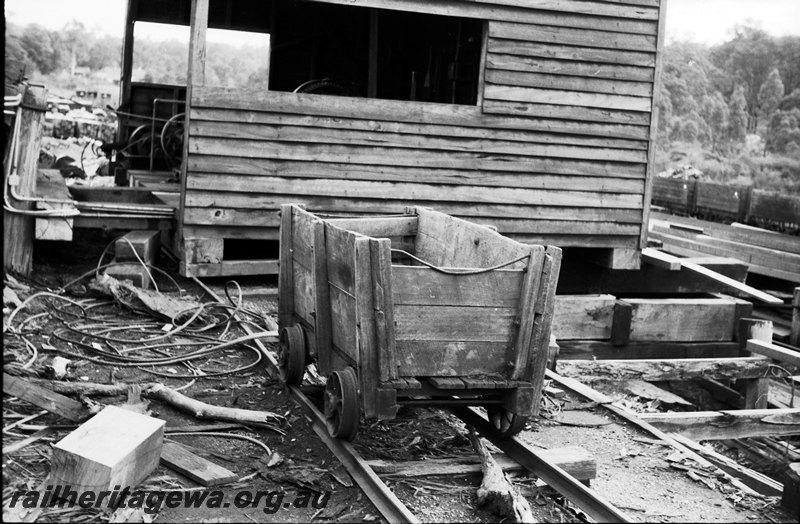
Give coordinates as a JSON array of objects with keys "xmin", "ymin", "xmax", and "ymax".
[
  {"xmin": 467, "ymin": 427, "xmax": 535, "ymax": 523},
  {"xmin": 146, "ymin": 383, "xmax": 284, "ymax": 429},
  {"xmin": 12, "ymin": 379, "xmax": 285, "ymax": 430}
]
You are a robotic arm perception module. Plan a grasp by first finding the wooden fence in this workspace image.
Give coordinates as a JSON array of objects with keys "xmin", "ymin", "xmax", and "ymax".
[{"xmin": 651, "ymin": 177, "xmax": 800, "ymax": 230}]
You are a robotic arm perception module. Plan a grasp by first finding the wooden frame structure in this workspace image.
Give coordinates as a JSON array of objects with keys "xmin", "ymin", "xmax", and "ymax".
[
  {"xmin": 277, "ymin": 204, "xmax": 561, "ymax": 438},
  {"xmin": 117, "ymin": 0, "xmax": 669, "ymax": 277}
]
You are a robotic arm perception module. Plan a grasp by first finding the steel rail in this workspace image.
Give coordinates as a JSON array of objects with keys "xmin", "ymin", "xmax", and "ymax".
[
  {"xmin": 192, "ymin": 276, "xmax": 635, "ymax": 522},
  {"xmin": 190, "ymin": 276, "xmax": 419, "ymax": 524},
  {"xmin": 451, "ymin": 406, "xmax": 631, "ymax": 523}
]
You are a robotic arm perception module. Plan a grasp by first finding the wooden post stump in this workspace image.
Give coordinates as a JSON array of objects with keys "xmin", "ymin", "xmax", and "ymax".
[{"xmin": 737, "ymin": 318, "xmax": 772, "ymax": 409}]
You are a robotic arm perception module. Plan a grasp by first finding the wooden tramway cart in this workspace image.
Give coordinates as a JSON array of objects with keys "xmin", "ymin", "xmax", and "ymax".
[{"xmin": 278, "ymin": 204, "xmax": 562, "ymax": 441}]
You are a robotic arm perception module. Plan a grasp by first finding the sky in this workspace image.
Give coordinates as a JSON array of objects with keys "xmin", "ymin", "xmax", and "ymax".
[{"xmin": 4, "ymin": 0, "xmax": 800, "ymax": 45}]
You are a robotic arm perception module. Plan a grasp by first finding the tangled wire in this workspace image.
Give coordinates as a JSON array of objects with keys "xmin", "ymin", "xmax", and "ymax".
[{"xmin": 5, "ymin": 271, "xmax": 276, "ymax": 385}]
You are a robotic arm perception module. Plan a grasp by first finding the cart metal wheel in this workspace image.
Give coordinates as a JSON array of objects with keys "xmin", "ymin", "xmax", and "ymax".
[
  {"xmin": 278, "ymin": 325, "xmax": 306, "ymax": 386},
  {"xmin": 324, "ymin": 367, "xmax": 360, "ymax": 441},
  {"xmin": 487, "ymin": 407, "xmax": 528, "ymax": 438}
]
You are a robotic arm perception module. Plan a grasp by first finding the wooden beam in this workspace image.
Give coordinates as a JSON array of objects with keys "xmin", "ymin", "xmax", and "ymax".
[
  {"xmin": 559, "ymin": 340, "xmax": 740, "ymax": 361},
  {"xmin": 639, "ymin": 409, "xmax": 800, "ymax": 440},
  {"xmin": 160, "ymin": 441, "xmax": 238, "ymax": 486},
  {"xmin": 51, "ymin": 405, "xmax": 165, "ymax": 491},
  {"xmin": 640, "ymin": 247, "xmax": 781, "ymax": 303},
  {"xmin": 641, "ymin": 247, "xmax": 680, "ymax": 270},
  {"xmin": 367, "ymin": 8, "xmax": 378, "ymax": 98},
  {"xmin": 556, "ymin": 357, "xmax": 772, "ymax": 383},
  {"xmin": 178, "ymin": 0, "xmax": 209, "ymax": 257},
  {"xmin": 367, "ymin": 446, "xmax": 596, "ymax": 481},
  {"xmin": 611, "ymin": 297, "xmax": 751, "ymax": 344},
  {"xmin": 3, "ymin": 373, "xmax": 90, "ymax": 422},
  {"xmin": 669, "ymin": 433, "xmax": 783, "ymax": 496},
  {"xmin": 117, "ymin": 0, "xmax": 136, "ymax": 142},
  {"xmin": 557, "ymin": 255, "xmax": 748, "ymax": 295},
  {"xmin": 591, "ymin": 248, "xmax": 641, "ymax": 270},
  {"xmin": 681, "ymin": 259, "xmax": 782, "ymax": 304},
  {"xmin": 792, "ymin": 287, "xmax": 800, "ymax": 348},
  {"xmin": 738, "ymin": 320, "xmax": 773, "ymax": 409},
  {"xmin": 638, "ymin": 0, "xmax": 668, "ymax": 251},
  {"xmin": 747, "ymin": 339, "xmax": 800, "ymax": 368}
]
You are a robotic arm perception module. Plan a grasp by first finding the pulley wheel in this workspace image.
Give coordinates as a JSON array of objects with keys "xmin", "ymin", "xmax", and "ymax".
[
  {"xmin": 487, "ymin": 407, "xmax": 528, "ymax": 438},
  {"xmin": 324, "ymin": 367, "xmax": 360, "ymax": 441},
  {"xmin": 278, "ymin": 324, "xmax": 306, "ymax": 386}
]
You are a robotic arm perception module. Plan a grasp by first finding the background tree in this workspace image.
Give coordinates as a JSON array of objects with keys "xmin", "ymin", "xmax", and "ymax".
[
  {"xmin": 728, "ymin": 84, "xmax": 748, "ymax": 145},
  {"xmin": 701, "ymin": 92, "xmax": 728, "ymax": 151},
  {"xmin": 757, "ymin": 68, "xmax": 785, "ymax": 125},
  {"xmin": 774, "ymin": 36, "xmax": 800, "ymax": 94},
  {"xmin": 18, "ymin": 24, "xmax": 60, "ymax": 74},
  {"xmin": 711, "ymin": 25, "xmax": 777, "ymax": 131}
]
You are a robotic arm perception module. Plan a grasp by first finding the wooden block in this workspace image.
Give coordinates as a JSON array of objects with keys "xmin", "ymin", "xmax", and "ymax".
[
  {"xmin": 3, "ymin": 372, "xmax": 89, "ymax": 422},
  {"xmin": 552, "ymin": 294, "xmax": 615, "ymax": 340},
  {"xmin": 593, "ymin": 248, "xmax": 641, "ymax": 270},
  {"xmin": 624, "ymin": 297, "xmax": 748, "ymax": 343},
  {"xmin": 160, "ymin": 441, "xmax": 238, "ymax": 487},
  {"xmin": 51, "ymin": 405, "xmax": 165, "ymax": 491},
  {"xmin": 115, "ymin": 230, "xmax": 161, "ymax": 264},
  {"xmin": 104, "ymin": 263, "xmax": 154, "ymax": 289}
]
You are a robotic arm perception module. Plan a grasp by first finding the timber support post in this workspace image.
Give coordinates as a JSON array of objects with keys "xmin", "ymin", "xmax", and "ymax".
[
  {"xmin": 736, "ymin": 318, "xmax": 773, "ymax": 409},
  {"xmin": 791, "ymin": 287, "xmax": 800, "ymax": 348},
  {"xmin": 3, "ymin": 84, "xmax": 48, "ymax": 276}
]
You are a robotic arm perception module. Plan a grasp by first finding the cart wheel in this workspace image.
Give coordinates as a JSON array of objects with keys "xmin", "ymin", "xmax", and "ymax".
[
  {"xmin": 278, "ymin": 325, "xmax": 306, "ymax": 386},
  {"xmin": 487, "ymin": 407, "xmax": 528, "ymax": 438},
  {"xmin": 324, "ymin": 367, "xmax": 360, "ymax": 441}
]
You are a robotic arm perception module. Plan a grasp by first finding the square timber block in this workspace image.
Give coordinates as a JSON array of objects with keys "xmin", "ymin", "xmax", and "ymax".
[
  {"xmin": 115, "ymin": 230, "xmax": 161, "ymax": 264},
  {"xmin": 50, "ymin": 405, "xmax": 165, "ymax": 492},
  {"xmin": 104, "ymin": 262, "xmax": 155, "ymax": 289}
]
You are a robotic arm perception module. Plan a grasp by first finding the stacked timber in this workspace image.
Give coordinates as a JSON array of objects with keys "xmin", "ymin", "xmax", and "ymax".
[
  {"xmin": 649, "ymin": 212, "xmax": 800, "ymax": 284},
  {"xmin": 181, "ymin": 0, "xmax": 667, "ymax": 276}
]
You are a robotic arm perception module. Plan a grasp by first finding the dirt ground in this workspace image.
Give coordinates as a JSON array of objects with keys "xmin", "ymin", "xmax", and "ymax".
[{"xmin": 3, "ymin": 228, "xmax": 797, "ymax": 523}]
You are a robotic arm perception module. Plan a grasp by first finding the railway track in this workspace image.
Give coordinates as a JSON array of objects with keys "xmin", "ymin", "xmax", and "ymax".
[{"xmin": 193, "ymin": 275, "xmax": 633, "ymax": 523}]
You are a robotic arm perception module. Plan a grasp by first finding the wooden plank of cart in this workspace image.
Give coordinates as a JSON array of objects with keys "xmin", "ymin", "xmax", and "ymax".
[{"xmin": 278, "ymin": 204, "xmax": 562, "ymax": 441}]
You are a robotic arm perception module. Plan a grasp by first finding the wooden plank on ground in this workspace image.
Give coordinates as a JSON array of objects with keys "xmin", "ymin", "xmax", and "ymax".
[
  {"xmin": 639, "ymin": 409, "xmax": 800, "ymax": 440},
  {"xmin": 669, "ymin": 433, "xmax": 783, "ymax": 496},
  {"xmin": 160, "ymin": 441, "xmax": 238, "ymax": 486},
  {"xmin": 556, "ymin": 357, "xmax": 772, "ymax": 382},
  {"xmin": 3, "ymin": 373, "xmax": 90, "ymax": 422},
  {"xmin": 367, "ymin": 445, "xmax": 596, "ymax": 480}
]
